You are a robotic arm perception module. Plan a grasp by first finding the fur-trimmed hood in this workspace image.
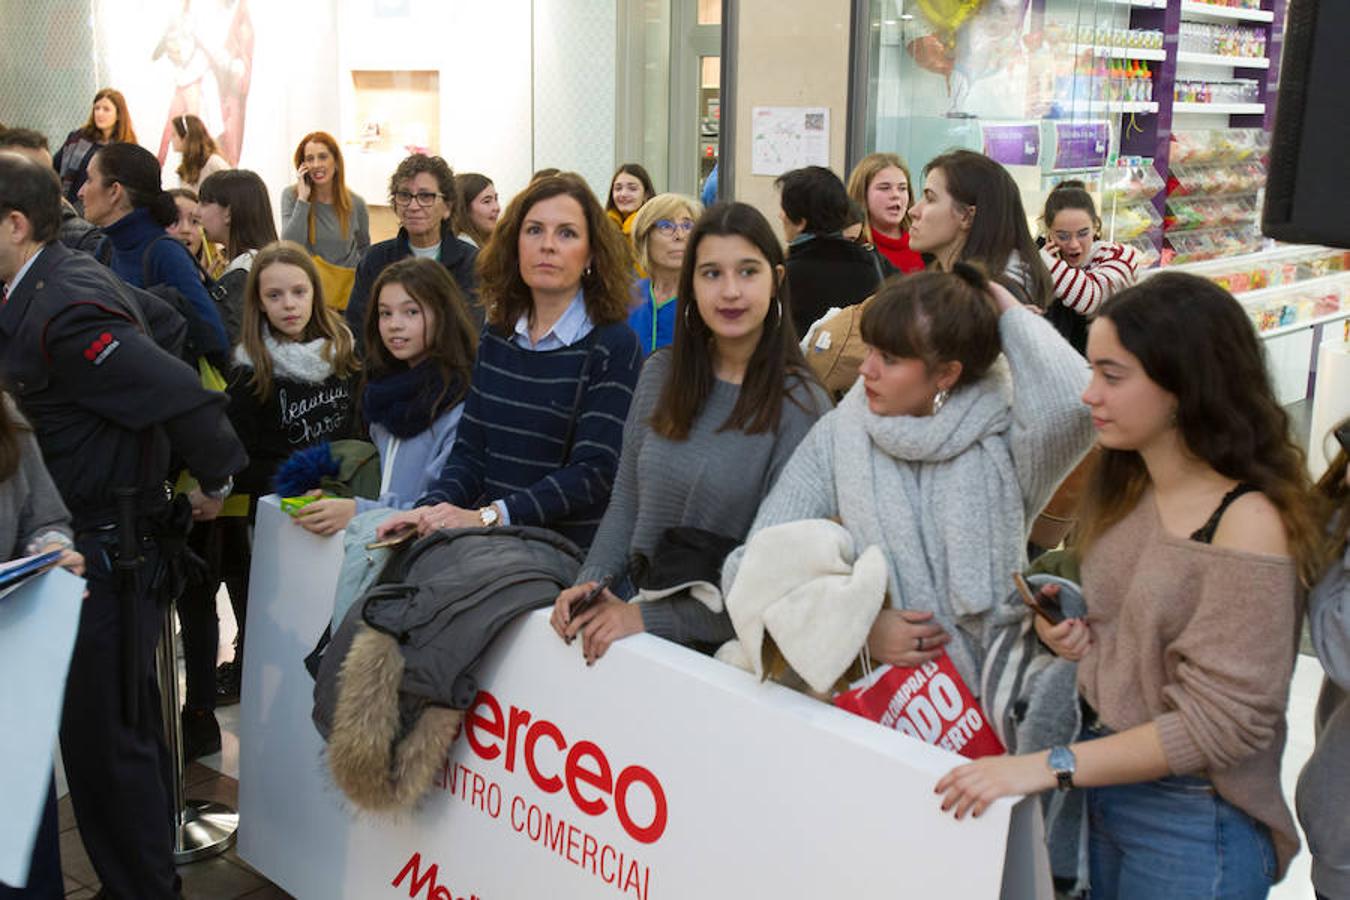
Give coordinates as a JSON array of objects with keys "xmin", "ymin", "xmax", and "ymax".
[
  {"xmin": 326, "ymin": 624, "xmax": 464, "ymax": 812},
  {"xmin": 313, "ymin": 525, "xmax": 583, "ymax": 812}
]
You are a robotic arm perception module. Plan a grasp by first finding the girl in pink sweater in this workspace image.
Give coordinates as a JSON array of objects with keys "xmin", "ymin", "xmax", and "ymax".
[{"xmin": 937, "ymin": 273, "xmax": 1324, "ymax": 897}]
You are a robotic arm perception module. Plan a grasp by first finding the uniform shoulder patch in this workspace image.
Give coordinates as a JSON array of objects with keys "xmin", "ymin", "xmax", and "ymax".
[{"xmin": 83, "ymin": 331, "xmax": 121, "ymax": 365}]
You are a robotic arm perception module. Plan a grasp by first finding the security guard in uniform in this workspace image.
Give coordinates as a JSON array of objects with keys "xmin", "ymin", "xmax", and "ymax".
[{"xmin": 0, "ymin": 154, "xmax": 247, "ymax": 899}]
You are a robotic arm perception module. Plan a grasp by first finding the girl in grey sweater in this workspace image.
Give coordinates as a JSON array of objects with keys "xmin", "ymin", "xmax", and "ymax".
[
  {"xmin": 724, "ymin": 264, "xmax": 1094, "ymax": 693},
  {"xmin": 550, "ymin": 202, "xmax": 831, "ymax": 664}
]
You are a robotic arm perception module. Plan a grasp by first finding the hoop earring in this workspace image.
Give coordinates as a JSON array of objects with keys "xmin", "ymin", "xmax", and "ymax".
[
  {"xmin": 773, "ymin": 297, "xmax": 783, "ymax": 325},
  {"xmin": 684, "ymin": 302, "xmax": 696, "ymax": 331},
  {"xmin": 584, "ymin": 262, "xmax": 593, "ymax": 277},
  {"xmin": 932, "ymin": 388, "xmax": 950, "ymax": 415}
]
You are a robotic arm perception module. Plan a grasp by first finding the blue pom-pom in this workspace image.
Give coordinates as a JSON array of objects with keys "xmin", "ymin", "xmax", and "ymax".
[{"xmin": 273, "ymin": 442, "xmax": 339, "ymax": 497}]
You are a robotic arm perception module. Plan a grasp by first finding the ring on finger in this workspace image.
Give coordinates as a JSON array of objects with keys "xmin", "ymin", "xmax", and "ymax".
[{"xmin": 916, "ymin": 635, "xmax": 925, "ymax": 651}]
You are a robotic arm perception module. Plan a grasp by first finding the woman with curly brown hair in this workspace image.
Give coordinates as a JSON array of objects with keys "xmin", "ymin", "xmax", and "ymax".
[
  {"xmin": 938, "ymin": 273, "xmax": 1324, "ymax": 898},
  {"xmin": 346, "ymin": 153, "xmax": 479, "ymax": 352},
  {"xmin": 376, "ymin": 173, "xmax": 643, "ymax": 552}
]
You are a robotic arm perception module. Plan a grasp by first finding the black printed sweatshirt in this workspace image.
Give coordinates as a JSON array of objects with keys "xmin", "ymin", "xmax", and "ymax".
[{"xmin": 226, "ymin": 333, "xmax": 358, "ymax": 499}]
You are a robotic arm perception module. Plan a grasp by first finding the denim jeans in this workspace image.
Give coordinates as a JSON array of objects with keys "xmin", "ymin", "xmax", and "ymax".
[{"xmin": 1086, "ymin": 773, "xmax": 1277, "ymax": 899}]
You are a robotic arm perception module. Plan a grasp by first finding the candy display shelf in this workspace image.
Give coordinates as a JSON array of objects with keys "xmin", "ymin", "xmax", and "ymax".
[
  {"xmin": 1103, "ymin": 0, "xmax": 1285, "ymax": 267},
  {"xmin": 1088, "ymin": 45, "xmax": 1169, "ymax": 61},
  {"xmin": 1063, "ymin": 101, "xmax": 1161, "ymax": 115},
  {"xmin": 1175, "ymin": 51, "xmax": 1270, "ymax": 68},
  {"xmin": 1178, "ymin": 1, "xmax": 1274, "ymax": 23},
  {"xmin": 1172, "ymin": 101, "xmax": 1267, "ymax": 114},
  {"xmin": 1154, "ymin": 246, "xmax": 1350, "ymax": 336},
  {"xmin": 1260, "ymin": 309, "xmax": 1350, "ymax": 341}
]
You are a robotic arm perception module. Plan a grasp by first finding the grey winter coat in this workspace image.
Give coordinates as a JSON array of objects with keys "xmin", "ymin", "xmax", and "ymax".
[{"xmin": 312, "ymin": 525, "xmax": 582, "ymax": 811}]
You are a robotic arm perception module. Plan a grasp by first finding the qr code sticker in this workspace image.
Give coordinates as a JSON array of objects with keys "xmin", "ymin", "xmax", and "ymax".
[{"xmin": 804, "ymin": 113, "xmax": 824, "ymax": 131}]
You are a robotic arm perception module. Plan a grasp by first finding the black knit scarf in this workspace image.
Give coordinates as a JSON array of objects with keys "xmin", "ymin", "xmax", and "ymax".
[{"xmin": 362, "ymin": 361, "xmax": 462, "ymax": 439}]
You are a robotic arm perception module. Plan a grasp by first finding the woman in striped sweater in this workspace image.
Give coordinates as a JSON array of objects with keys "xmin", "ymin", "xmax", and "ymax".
[
  {"xmin": 1039, "ymin": 181, "xmax": 1141, "ymax": 354},
  {"xmin": 376, "ymin": 173, "xmax": 643, "ymax": 551}
]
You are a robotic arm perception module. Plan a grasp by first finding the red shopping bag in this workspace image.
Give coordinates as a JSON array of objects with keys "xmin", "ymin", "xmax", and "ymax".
[{"xmin": 833, "ymin": 650, "xmax": 1005, "ymax": 759}]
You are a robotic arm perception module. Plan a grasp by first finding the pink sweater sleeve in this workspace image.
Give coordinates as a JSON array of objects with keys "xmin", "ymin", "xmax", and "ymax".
[
  {"xmin": 1153, "ymin": 552, "xmax": 1301, "ymax": 774},
  {"xmin": 1041, "ymin": 243, "xmax": 1140, "ymax": 317}
]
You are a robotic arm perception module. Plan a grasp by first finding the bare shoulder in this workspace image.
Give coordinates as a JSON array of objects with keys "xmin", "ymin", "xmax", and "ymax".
[{"xmin": 1210, "ymin": 490, "xmax": 1292, "ymax": 559}]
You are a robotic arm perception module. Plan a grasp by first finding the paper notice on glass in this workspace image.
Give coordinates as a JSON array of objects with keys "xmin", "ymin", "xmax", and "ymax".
[
  {"xmin": 752, "ymin": 106, "xmax": 830, "ymax": 176},
  {"xmin": 0, "ymin": 568, "xmax": 83, "ymax": 887}
]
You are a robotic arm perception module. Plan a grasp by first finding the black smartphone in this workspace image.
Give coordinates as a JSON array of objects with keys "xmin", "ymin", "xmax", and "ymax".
[
  {"xmin": 1012, "ymin": 571, "xmax": 1066, "ymax": 626},
  {"xmin": 1336, "ymin": 421, "xmax": 1350, "ymax": 456},
  {"xmin": 569, "ymin": 575, "xmax": 614, "ymax": 619}
]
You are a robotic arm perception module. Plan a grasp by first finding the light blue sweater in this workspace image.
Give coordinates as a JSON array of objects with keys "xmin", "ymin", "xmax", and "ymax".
[{"xmin": 354, "ymin": 404, "xmax": 464, "ymax": 514}]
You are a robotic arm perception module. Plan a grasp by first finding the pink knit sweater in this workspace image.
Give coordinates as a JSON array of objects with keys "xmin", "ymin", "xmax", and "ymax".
[{"xmin": 1078, "ymin": 490, "xmax": 1302, "ymax": 876}]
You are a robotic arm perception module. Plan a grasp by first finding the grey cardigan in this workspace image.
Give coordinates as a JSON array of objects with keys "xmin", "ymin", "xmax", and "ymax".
[
  {"xmin": 1, "ymin": 400, "xmax": 72, "ymax": 559},
  {"xmin": 724, "ymin": 307, "xmax": 1094, "ymax": 691},
  {"xmin": 1296, "ymin": 536, "xmax": 1350, "ymax": 899},
  {"xmin": 577, "ymin": 350, "xmax": 831, "ymax": 645},
  {"xmin": 280, "ymin": 185, "xmax": 371, "ymax": 267}
]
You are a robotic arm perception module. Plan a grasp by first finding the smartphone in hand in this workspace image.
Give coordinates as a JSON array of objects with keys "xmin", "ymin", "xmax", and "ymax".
[
  {"xmin": 569, "ymin": 575, "xmax": 614, "ymax": 619},
  {"xmin": 1012, "ymin": 571, "xmax": 1066, "ymax": 626},
  {"xmin": 366, "ymin": 526, "xmax": 416, "ymax": 551}
]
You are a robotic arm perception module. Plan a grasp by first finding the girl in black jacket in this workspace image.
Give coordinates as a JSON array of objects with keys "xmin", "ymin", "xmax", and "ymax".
[{"xmin": 179, "ymin": 240, "xmax": 359, "ymax": 757}]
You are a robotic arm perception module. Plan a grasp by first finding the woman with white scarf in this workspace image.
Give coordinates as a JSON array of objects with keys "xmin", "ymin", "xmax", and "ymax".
[{"xmin": 724, "ymin": 263, "xmax": 1093, "ymax": 692}]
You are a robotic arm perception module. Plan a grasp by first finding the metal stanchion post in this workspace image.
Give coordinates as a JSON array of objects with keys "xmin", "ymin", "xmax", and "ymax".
[{"xmin": 157, "ymin": 600, "xmax": 238, "ymax": 863}]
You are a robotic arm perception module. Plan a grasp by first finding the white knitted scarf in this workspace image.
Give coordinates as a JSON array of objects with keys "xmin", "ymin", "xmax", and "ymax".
[
  {"xmin": 234, "ymin": 331, "xmax": 336, "ymax": 383},
  {"xmin": 831, "ymin": 366, "xmax": 1024, "ymax": 686}
]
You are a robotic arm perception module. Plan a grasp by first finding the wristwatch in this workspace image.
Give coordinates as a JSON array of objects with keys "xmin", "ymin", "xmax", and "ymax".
[
  {"xmin": 479, "ymin": 505, "xmax": 500, "ymax": 527},
  {"xmin": 1047, "ymin": 746, "xmax": 1076, "ymax": 791}
]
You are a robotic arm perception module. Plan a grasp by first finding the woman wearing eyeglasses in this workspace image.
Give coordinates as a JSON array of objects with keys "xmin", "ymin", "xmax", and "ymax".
[
  {"xmin": 346, "ymin": 153, "xmax": 482, "ymax": 354},
  {"xmin": 627, "ymin": 193, "xmax": 703, "ymax": 355}
]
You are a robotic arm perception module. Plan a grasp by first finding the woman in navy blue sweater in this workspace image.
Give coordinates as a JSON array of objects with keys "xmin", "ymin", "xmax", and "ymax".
[
  {"xmin": 78, "ymin": 142, "xmax": 229, "ymax": 364},
  {"xmin": 377, "ymin": 173, "xmax": 642, "ymax": 551}
]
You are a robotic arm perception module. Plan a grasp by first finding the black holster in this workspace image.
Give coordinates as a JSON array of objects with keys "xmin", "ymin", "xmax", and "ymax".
[{"xmin": 113, "ymin": 488, "xmax": 144, "ymax": 727}]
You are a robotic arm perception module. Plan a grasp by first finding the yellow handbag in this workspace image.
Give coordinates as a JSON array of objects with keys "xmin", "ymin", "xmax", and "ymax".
[{"xmin": 311, "ymin": 253, "xmax": 357, "ymax": 311}]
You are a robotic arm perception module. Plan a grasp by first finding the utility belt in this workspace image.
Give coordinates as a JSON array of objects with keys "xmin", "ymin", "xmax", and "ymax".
[
  {"xmin": 74, "ymin": 489, "xmax": 200, "ymax": 602},
  {"xmin": 71, "ymin": 482, "xmax": 177, "ymax": 535},
  {"xmin": 74, "ymin": 487, "xmax": 200, "ymax": 727}
]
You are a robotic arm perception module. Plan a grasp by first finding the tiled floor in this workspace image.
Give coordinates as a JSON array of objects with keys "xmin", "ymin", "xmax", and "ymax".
[
  {"xmin": 57, "ymin": 761, "xmax": 290, "ymax": 899},
  {"xmin": 55, "ymin": 593, "xmax": 288, "ymax": 899}
]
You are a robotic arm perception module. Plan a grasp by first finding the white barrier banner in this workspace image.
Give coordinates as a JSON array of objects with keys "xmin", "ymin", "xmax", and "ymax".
[{"xmin": 239, "ymin": 498, "xmax": 1051, "ymax": 899}]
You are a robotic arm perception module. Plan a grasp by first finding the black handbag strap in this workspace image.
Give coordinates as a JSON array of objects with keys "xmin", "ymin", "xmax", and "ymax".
[{"xmin": 559, "ymin": 331, "xmax": 601, "ymax": 463}]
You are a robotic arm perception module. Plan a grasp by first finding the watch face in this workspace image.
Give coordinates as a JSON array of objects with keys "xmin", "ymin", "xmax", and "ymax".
[
  {"xmin": 481, "ymin": 506, "xmax": 499, "ymax": 526},
  {"xmin": 1049, "ymin": 746, "xmax": 1075, "ymax": 774}
]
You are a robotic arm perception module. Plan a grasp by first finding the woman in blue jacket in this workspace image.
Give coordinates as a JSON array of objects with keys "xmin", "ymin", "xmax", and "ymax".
[{"xmin": 78, "ymin": 141, "xmax": 229, "ymax": 364}]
